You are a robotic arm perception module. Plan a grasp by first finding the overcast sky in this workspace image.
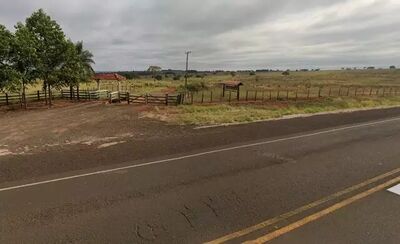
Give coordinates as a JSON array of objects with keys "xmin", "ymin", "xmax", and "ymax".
[{"xmin": 1, "ymin": 0, "xmax": 399, "ymax": 71}]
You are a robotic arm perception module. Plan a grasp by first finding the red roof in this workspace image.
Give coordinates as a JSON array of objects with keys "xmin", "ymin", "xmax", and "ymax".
[{"xmin": 93, "ymin": 73, "xmax": 127, "ymax": 81}]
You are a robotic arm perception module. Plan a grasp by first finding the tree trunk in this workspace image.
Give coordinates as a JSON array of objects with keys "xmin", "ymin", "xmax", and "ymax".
[
  {"xmin": 48, "ymin": 84, "xmax": 52, "ymax": 107},
  {"xmin": 70, "ymin": 85, "xmax": 73, "ymax": 100},
  {"xmin": 22, "ymin": 82, "xmax": 27, "ymax": 109},
  {"xmin": 44, "ymin": 82, "xmax": 48, "ymax": 105},
  {"xmin": 77, "ymin": 84, "xmax": 80, "ymax": 101}
]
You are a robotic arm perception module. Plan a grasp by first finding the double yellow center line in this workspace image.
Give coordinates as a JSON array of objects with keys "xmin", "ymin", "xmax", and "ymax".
[{"xmin": 206, "ymin": 167, "xmax": 400, "ymax": 244}]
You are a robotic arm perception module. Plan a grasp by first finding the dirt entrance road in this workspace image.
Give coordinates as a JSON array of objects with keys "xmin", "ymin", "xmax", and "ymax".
[{"xmin": 0, "ymin": 102, "xmax": 185, "ymax": 156}]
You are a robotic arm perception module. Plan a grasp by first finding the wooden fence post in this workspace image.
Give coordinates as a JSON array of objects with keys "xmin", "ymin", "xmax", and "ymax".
[
  {"xmin": 295, "ymin": 89, "xmax": 298, "ymax": 101},
  {"xmin": 307, "ymin": 88, "xmax": 310, "ymax": 99},
  {"xmin": 37, "ymin": 91, "xmax": 40, "ymax": 101},
  {"xmin": 286, "ymin": 90, "xmax": 289, "ymax": 100},
  {"xmin": 201, "ymin": 91, "xmax": 204, "ymax": 103},
  {"xmin": 369, "ymin": 88, "xmax": 373, "ymax": 96},
  {"xmin": 127, "ymin": 93, "xmax": 131, "ymax": 104},
  {"xmin": 277, "ymin": 88, "xmax": 280, "ymax": 100},
  {"xmin": 191, "ymin": 92, "xmax": 194, "ymax": 104},
  {"xmin": 269, "ymin": 90, "xmax": 272, "ymax": 100},
  {"xmin": 319, "ymin": 87, "xmax": 322, "ymax": 97},
  {"xmin": 145, "ymin": 94, "xmax": 148, "ymax": 104},
  {"xmin": 229, "ymin": 91, "xmax": 232, "ymax": 103},
  {"xmin": 165, "ymin": 94, "xmax": 168, "ymax": 106},
  {"xmin": 210, "ymin": 91, "xmax": 213, "ymax": 103},
  {"xmin": 245, "ymin": 91, "xmax": 249, "ymax": 101},
  {"xmin": 5, "ymin": 93, "xmax": 9, "ymax": 105},
  {"xmin": 328, "ymin": 87, "xmax": 331, "ymax": 97},
  {"xmin": 346, "ymin": 87, "xmax": 350, "ymax": 96}
]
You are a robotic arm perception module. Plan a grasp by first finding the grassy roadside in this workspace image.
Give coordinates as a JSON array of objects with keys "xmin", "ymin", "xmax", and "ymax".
[{"xmin": 142, "ymin": 96, "xmax": 400, "ymax": 126}]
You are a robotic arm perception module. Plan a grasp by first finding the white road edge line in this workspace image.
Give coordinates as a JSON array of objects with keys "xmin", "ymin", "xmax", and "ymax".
[{"xmin": 1, "ymin": 116, "xmax": 400, "ymax": 193}]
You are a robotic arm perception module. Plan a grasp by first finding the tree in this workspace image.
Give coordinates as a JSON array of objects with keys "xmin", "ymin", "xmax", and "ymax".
[
  {"xmin": 0, "ymin": 25, "xmax": 17, "ymax": 92},
  {"xmin": 25, "ymin": 9, "xmax": 69, "ymax": 106},
  {"xmin": 10, "ymin": 23, "xmax": 39, "ymax": 108},
  {"xmin": 75, "ymin": 41, "xmax": 95, "ymax": 98},
  {"xmin": 59, "ymin": 41, "xmax": 94, "ymax": 100},
  {"xmin": 147, "ymin": 65, "xmax": 162, "ymax": 80},
  {"xmin": 390, "ymin": 65, "xmax": 396, "ymax": 70}
]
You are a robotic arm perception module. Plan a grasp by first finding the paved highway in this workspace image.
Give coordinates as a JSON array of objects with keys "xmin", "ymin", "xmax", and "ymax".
[{"xmin": 1, "ymin": 109, "xmax": 400, "ymax": 243}]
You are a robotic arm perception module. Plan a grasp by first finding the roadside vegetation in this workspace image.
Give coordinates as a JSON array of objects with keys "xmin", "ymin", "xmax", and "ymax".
[
  {"xmin": 143, "ymin": 96, "xmax": 400, "ymax": 126},
  {"xmin": 0, "ymin": 9, "xmax": 94, "ymax": 108}
]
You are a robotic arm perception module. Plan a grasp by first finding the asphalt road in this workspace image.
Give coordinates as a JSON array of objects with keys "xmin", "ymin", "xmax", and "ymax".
[{"xmin": 1, "ymin": 108, "xmax": 400, "ymax": 243}]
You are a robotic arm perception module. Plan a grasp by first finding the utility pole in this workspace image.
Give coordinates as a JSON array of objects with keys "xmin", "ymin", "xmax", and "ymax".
[{"xmin": 185, "ymin": 51, "xmax": 191, "ymax": 88}]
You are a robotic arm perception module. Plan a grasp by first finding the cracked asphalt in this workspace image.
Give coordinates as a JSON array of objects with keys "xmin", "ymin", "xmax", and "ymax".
[{"xmin": 1, "ymin": 107, "xmax": 400, "ymax": 243}]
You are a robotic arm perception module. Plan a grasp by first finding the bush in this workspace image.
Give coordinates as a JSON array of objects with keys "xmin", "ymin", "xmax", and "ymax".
[
  {"xmin": 249, "ymin": 71, "xmax": 256, "ymax": 76},
  {"xmin": 181, "ymin": 81, "xmax": 208, "ymax": 92},
  {"xmin": 173, "ymin": 75, "xmax": 181, "ymax": 80},
  {"xmin": 282, "ymin": 71, "xmax": 290, "ymax": 76},
  {"xmin": 155, "ymin": 74, "xmax": 163, "ymax": 80}
]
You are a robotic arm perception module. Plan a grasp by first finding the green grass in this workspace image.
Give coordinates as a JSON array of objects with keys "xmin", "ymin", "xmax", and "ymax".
[{"xmin": 145, "ymin": 96, "xmax": 400, "ymax": 126}]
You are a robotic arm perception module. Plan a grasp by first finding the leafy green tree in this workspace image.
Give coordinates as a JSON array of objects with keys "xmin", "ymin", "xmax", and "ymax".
[
  {"xmin": 147, "ymin": 65, "xmax": 162, "ymax": 81},
  {"xmin": 75, "ymin": 41, "xmax": 95, "ymax": 98},
  {"xmin": 10, "ymin": 23, "xmax": 39, "ymax": 108},
  {"xmin": 59, "ymin": 41, "xmax": 81, "ymax": 99},
  {"xmin": 59, "ymin": 41, "xmax": 94, "ymax": 100},
  {"xmin": 0, "ymin": 25, "xmax": 17, "ymax": 92},
  {"xmin": 25, "ymin": 9, "xmax": 69, "ymax": 106}
]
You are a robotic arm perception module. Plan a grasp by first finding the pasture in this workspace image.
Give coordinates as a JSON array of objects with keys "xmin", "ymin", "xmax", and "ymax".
[{"xmin": 3, "ymin": 69, "xmax": 400, "ymax": 126}]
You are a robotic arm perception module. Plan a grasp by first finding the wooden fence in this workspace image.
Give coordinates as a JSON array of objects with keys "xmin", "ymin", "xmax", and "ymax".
[
  {"xmin": 0, "ymin": 89, "xmax": 183, "ymax": 107},
  {"xmin": 182, "ymin": 86, "xmax": 400, "ymax": 104},
  {"xmin": 115, "ymin": 92, "xmax": 182, "ymax": 106},
  {"xmin": 60, "ymin": 89, "xmax": 109, "ymax": 100},
  {"xmin": 0, "ymin": 91, "xmax": 55, "ymax": 106},
  {"xmin": 2, "ymin": 85, "xmax": 400, "ymax": 107}
]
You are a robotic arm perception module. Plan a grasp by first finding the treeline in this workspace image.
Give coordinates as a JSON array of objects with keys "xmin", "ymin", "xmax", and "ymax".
[{"xmin": 0, "ymin": 9, "xmax": 94, "ymax": 108}]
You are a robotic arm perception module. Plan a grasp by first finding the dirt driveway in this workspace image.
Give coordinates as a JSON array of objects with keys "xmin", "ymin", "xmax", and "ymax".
[{"xmin": 0, "ymin": 102, "xmax": 185, "ymax": 156}]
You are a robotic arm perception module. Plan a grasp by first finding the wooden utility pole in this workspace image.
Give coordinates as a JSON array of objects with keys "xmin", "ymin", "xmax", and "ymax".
[{"xmin": 185, "ymin": 51, "xmax": 192, "ymax": 88}]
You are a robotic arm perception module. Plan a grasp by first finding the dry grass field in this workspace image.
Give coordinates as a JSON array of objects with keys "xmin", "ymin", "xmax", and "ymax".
[{"xmin": 4, "ymin": 69, "xmax": 400, "ymax": 126}]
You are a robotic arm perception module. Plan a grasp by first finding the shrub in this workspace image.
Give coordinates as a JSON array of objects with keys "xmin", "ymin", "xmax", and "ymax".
[
  {"xmin": 180, "ymin": 81, "xmax": 208, "ymax": 92},
  {"xmin": 155, "ymin": 74, "xmax": 163, "ymax": 80},
  {"xmin": 173, "ymin": 75, "xmax": 181, "ymax": 80}
]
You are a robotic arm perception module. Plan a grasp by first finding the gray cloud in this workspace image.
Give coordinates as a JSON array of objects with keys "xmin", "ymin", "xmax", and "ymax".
[{"xmin": 0, "ymin": 0, "xmax": 399, "ymax": 71}]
